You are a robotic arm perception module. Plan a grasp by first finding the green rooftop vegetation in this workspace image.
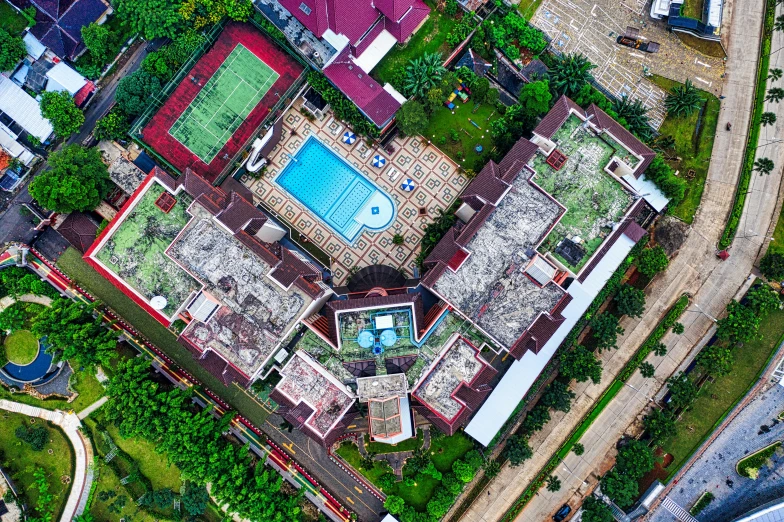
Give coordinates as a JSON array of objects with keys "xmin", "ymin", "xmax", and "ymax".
[
  {"xmin": 533, "ymin": 115, "xmax": 633, "ymax": 272},
  {"xmin": 4, "ymin": 329, "xmax": 38, "ymax": 365},
  {"xmin": 95, "ymin": 183, "xmax": 198, "ymax": 317}
]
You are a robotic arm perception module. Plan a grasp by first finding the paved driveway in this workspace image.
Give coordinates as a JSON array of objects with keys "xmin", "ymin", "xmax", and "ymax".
[{"xmin": 649, "ymin": 380, "xmax": 784, "ymax": 522}]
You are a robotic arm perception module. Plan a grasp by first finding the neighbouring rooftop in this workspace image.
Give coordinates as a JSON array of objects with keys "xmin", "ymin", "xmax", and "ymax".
[
  {"xmin": 94, "ymin": 182, "xmax": 200, "ymax": 317},
  {"xmin": 172, "ymin": 204, "xmax": 314, "ymax": 375},
  {"xmin": 413, "ymin": 337, "xmax": 484, "ymax": 421},
  {"xmin": 275, "ymin": 351, "xmax": 354, "ymax": 437},
  {"xmin": 432, "ymin": 174, "xmax": 566, "ymax": 348},
  {"xmin": 356, "ymin": 373, "xmax": 407, "ymax": 401}
]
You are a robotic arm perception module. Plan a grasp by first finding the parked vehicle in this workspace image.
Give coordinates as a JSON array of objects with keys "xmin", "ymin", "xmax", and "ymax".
[
  {"xmin": 616, "ymin": 26, "xmax": 660, "ymax": 53},
  {"xmin": 553, "ymin": 504, "xmax": 572, "ymax": 521}
]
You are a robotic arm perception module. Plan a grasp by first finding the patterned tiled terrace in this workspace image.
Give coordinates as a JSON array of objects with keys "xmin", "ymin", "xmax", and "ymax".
[{"xmin": 245, "ymin": 101, "xmax": 468, "ymax": 284}]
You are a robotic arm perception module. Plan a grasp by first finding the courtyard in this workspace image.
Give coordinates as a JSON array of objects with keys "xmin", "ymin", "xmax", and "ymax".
[
  {"xmin": 245, "ymin": 101, "xmax": 468, "ymax": 284},
  {"xmin": 530, "ymin": 0, "xmax": 726, "ymax": 129}
]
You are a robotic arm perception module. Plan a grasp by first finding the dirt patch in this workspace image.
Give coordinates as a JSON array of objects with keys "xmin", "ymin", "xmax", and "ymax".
[{"xmin": 654, "ymin": 216, "xmax": 689, "ymax": 256}]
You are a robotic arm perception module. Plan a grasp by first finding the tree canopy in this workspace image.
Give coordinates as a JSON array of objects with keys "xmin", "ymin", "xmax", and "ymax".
[
  {"xmin": 637, "ymin": 246, "xmax": 669, "ymax": 278},
  {"xmin": 615, "ymin": 284, "xmax": 646, "ymax": 318},
  {"xmin": 403, "ymin": 53, "xmax": 446, "ymax": 97},
  {"xmin": 548, "ymin": 53, "xmax": 596, "ymax": 97},
  {"xmin": 504, "ymin": 435, "xmax": 533, "ymax": 467},
  {"xmin": 581, "ymin": 496, "xmax": 614, "ymax": 522},
  {"xmin": 81, "ymin": 23, "xmax": 112, "ymax": 62},
  {"xmin": 591, "ymin": 313, "xmax": 624, "ymax": 351},
  {"xmin": 40, "ymin": 90, "xmax": 84, "ymax": 138},
  {"xmin": 540, "ymin": 380, "xmax": 575, "ymax": 413},
  {"xmin": 716, "ymin": 300, "xmax": 762, "ymax": 344},
  {"xmin": 518, "ymin": 80, "xmax": 552, "ymax": 116},
  {"xmin": 664, "ymin": 79, "xmax": 703, "ymax": 118},
  {"xmin": 0, "ymin": 29, "xmax": 27, "ymax": 72},
  {"xmin": 116, "ymin": 70, "xmax": 162, "ymax": 115},
  {"xmin": 761, "ymin": 252, "xmax": 784, "ymax": 281},
  {"xmin": 396, "ymin": 100, "xmax": 429, "ymax": 137},
  {"xmin": 600, "ymin": 469, "xmax": 638, "ymax": 508},
  {"xmin": 29, "ymin": 145, "xmax": 111, "ymax": 212},
  {"xmin": 560, "ymin": 344, "xmax": 602, "ymax": 384},
  {"xmin": 114, "ymin": 0, "xmax": 184, "ymax": 39},
  {"xmin": 94, "ymin": 108, "xmax": 131, "ymax": 142},
  {"xmin": 32, "ymin": 298, "xmax": 119, "ymax": 367}
]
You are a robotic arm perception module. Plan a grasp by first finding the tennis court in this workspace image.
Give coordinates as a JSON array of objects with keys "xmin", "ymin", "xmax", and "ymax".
[{"xmin": 169, "ymin": 44, "xmax": 279, "ymax": 164}]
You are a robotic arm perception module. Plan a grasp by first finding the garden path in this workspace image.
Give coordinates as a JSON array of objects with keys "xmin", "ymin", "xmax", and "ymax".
[
  {"xmin": 77, "ymin": 396, "xmax": 108, "ymax": 420},
  {"xmin": 0, "ymin": 399, "xmax": 94, "ymax": 522}
]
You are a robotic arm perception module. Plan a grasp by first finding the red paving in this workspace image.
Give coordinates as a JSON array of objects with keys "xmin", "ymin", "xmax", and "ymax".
[{"xmin": 141, "ymin": 22, "xmax": 303, "ymax": 183}]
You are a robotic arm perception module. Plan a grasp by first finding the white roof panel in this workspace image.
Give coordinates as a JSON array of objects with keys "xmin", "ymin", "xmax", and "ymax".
[
  {"xmin": 23, "ymin": 33, "xmax": 46, "ymax": 60},
  {"xmin": 0, "ymin": 76, "xmax": 53, "ymax": 141},
  {"xmin": 622, "ymin": 173, "xmax": 669, "ymax": 212},
  {"xmin": 45, "ymin": 62, "xmax": 87, "ymax": 95},
  {"xmin": 465, "ymin": 235, "xmax": 637, "ymax": 446},
  {"xmin": 0, "ymin": 126, "xmax": 35, "ymax": 165}
]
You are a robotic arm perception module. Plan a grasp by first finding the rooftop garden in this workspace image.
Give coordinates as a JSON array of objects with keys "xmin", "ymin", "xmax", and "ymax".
[
  {"xmin": 532, "ymin": 115, "xmax": 633, "ymax": 272},
  {"xmin": 95, "ymin": 183, "xmax": 199, "ymax": 317}
]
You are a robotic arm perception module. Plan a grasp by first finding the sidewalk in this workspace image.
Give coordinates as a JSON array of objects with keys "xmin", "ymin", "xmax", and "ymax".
[
  {"xmin": 0, "ymin": 399, "xmax": 94, "ymax": 522},
  {"xmin": 456, "ymin": 0, "xmax": 776, "ymax": 519}
]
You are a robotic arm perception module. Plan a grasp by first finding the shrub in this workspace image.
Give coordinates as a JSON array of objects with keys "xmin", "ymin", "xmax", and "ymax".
[
  {"xmin": 737, "ymin": 442, "xmax": 780, "ymax": 478},
  {"xmin": 572, "ymin": 443, "xmax": 585, "ymax": 456},
  {"xmin": 591, "ymin": 313, "xmax": 624, "ymax": 351},
  {"xmin": 615, "ymin": 284, "xmax": 646, "ymax": 318},
  {"xmin": 690, "ymin": 492, "xmax": 714, "ymax": 515},
  {"xmin": 761, "ymin": 252, "xmax": 784, "ymax": 280},
  {"xmin": 308, "ymin": 72, "xmax": 378, "ymax": 138},
  {"xmin": 644, "ymin": 155, "xmax": 686, "ymax": 207},
  {"xmin": 15, "ymin": 425, "xmax": 49, "ymax": 451},
  {"xmin": 637, "ymin": 245, "xmax": 669, "ymax": 278},
  {"xmin": 505, "ymin": 435, "xmax": 533, "ymax": 467}
]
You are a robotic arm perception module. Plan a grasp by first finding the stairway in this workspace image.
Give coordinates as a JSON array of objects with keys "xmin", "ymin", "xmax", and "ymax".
[{"xmin": 661, "ymin": 496, "xmax": 699, "ymax": 522}]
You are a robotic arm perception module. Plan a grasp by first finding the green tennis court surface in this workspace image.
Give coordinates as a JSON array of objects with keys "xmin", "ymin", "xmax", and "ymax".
[{"xmin": 169, "ymin": 44, "xmax": 279, "ymax": 164}]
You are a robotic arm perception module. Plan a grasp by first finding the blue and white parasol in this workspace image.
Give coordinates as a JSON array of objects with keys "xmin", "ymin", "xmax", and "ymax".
[
  {"xmin": 401, "ymin": 178, "xmax": 415, "ymax": 192},
  {"xmin": 372, "ymin": 154, "xmax": 386, "ymax": 168},
  {"xmin": 342, "ymin": 131, "xmax": 356, "ymax": 144}
]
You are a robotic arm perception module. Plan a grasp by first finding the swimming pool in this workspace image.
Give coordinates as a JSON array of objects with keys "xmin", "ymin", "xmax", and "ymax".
[{"xmin": 274, "ymin": 136, "xmax": 395, "ymax": 243}]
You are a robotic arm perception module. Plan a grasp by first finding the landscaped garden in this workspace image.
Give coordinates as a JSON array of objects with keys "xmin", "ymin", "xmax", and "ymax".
[
  {"xmin": 649, "ymin": 75, "xmax": 721, "ymax": 223},
  {"xmin": 372, "ymin": 0, "xmax": 459, "ymax": 87},
  {"xmin": 4, "ymin": 328, "xmax": 38, "ymax": 365},
  {"xmin": 424, "ymin": 101, "xmax": 500, "ymax": 172},
  {"xmin": 337, "ymin": 429, "xmax": 479, "ymax": 517},
  {"xmin": 0, "ymin": 411, "xmax": 74, "ymax": 520},
  {"xmin": 0, "ymin": 2, "xmax": 28, "ymax": 34}
]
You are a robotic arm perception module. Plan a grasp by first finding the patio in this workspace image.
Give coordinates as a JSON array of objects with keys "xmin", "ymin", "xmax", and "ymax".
[{"xmin": 244, "ymin": 100, "xmax": 468, "ymax": 284}]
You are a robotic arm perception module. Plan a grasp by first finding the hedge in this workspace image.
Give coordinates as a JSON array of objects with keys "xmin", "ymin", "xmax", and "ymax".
[
  {"xmin": 690, "ymin": 491, "xmax": 714, "ymax": 515},
  {"xmin": 618, "ymin": 293, "xmax": 690, "ymax": 381},
  {"xmin": 307, "ymin": 71, "xmax": 380, "ymax": 139},
  {"xmin": 718, "ymin": 0, "xmax": 775, "ymax": 249}
]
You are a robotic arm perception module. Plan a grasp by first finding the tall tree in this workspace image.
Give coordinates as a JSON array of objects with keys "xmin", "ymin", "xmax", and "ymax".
[
  {"xmin": 32, "ymin": 298, "xmax": 119, "ymax": 367},
  {"xmin": 744, "ymin": 284, "xmax": 781, "ymax": 316},
  {"xmin": 761, "ymin": 112, "xmax": 777, "ymax": 126},
  {"xmin": 179, "ymin": 0, "xmax": 252, "ymax": 29},
  {"xmin": 518, "ymin": 80, "xmax": 552, "ymax": 116},
  {"xmin": 504, "ymin": 435, "xmax": 533, "ymax": 467},
  {"xmin": 582, "ymin": 496, "xmax": 614, "ymax": 522},
  {"xmin": 769, "ymin": 68, "xmax": 783, "ymax": 82},
  {"xmin": 643, "ymin": 408, "xmax": 677, "ymax": 445},
  {"xmin": 666, "ymin": 372, "xmax": 699, "ymax": 411},
  {"xmin": 601, "ymin": 470, "xmax": 638, "ymax": 508},
  {"xmin": 40, "ymin": 91, "xmax": 84, "ymax": 138},
  {"xmin": 0, "ymin": 29, "xmax": 27, "ymax": 72},
  {"xmin": 396, "ymin": 100, "xmax": 429, "ymax": 137},
  {"xmin": 775, "ymin": 14, "xmax": 784, "ymax": 31},
  {"xmin": 560, "ymin": 345, "xmax": 602, "ymax": 384},
  {"xmin": 696, "ymin": 343, "xmax": 734, "ymax": 377},
  {"xmin": 540, "ymin": 380, "xmax": 575, "ymax": 413},
  {"xmin": 766, "ymin": 87, "xmax": 784, "ymax": 103},
  {"xmin": 615, "ymin": 284, "xmax": 646, "ymax": 318},
  {"xmin": 114, "ymin": 0, "xmax": 183, "ymax": 39},
  {"xmin": 116, "ymin": 70, "xmax": 162, "ymax": 115},
  {"xmin": 615, "ymin": 440, "xmax": 656, "ymax": 479},
  {"xmin": 548, "ymin": 53, "xmax": 596, "ymax": 97},
  {"xmin": 94, "ymin": 108, "xmax": 131, "ymax": 141},
  {"xmin": 637, "ymin": 245, "xmax": 669, "ymax": 278},
  {"xmin": 716, "ymin": 300, "xmax": 761, "ymax": 344},
  {"xmin": 403, "ymin": 52, "xmax": 446, "ymax": 97},
  {"xmin": 664, "ymin": 79, "xmax": 703, "ymax": 118},
  {"xmin": 612, "ymin": 95, "xmax": 653, "ymax": 142},
  {"xmin": 81, "ymin": 22, "xmax": 112, "ymax": 62},
  {"xmin": 754, "ymin": 157, "xmax": 775, "ymax": 175},
  {"xmin": 591, "ymin": 313, "xmax": 624, "ymax": 351},
  {"xmin": 29, "ymin": 145, "xmax": 111, "ymax": 212}
]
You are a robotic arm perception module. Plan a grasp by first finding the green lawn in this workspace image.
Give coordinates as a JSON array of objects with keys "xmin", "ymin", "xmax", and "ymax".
[
  {"xmin": 365, "ymin": 429, "xmax": 424, "ymax": 454},
  {"xmin": 0, "ymin": 361, "xmax": 105, "ymax": 412},
  {"xmin": 660, "ymin": 306, "xmax": 784, "ymax": 476},
  {"xmin": 768, "ymin": 205, "xmax": 784, "ymax": 254},
  {"xmin": 680, "ymin": 0, "xmax": 704, "ymax": 20},
  {"xmin": 4, "ymin": 329, "xmax": 39, "ymax": 364},
  {"xmin": 0, "ymin": 412, "xmax": 74, "ymax": 519},
  {"xmin": 518, "ymin": 0, "xmax": 544, "ymax": 19},
  {"xmin": 425, "ymin": 102, "xmax": 500, "ymax": 172},
  {"xmin": 335, "ymin": 440, "xmax": 393, "ymax": 485},
  {"xmin": 372, "ymin": 1, "xmax": 458, "ymax": 86},
  {"xmin": 0, "ymin": 2, "xmax": 28, "ymax": 34},
  {"xmin": 105, "ymin": 422, "xmax": 183, "ymax": 490},
  {"xmin": 56, "ymin": 247, "xmax": 271, "ymax": 426},
  {"xmin": 649, "ymin": 75, "xmax": 720, "ymax": 223},
  {"xmin": 430, "ymin": 431, "xmax": 474, "ymax": 473}
]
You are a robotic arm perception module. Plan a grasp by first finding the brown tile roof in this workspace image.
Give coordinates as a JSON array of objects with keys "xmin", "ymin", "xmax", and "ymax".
[
  {"xmin": 585, "ymin": 104, "xmax": 656, "ymax": 176},
  {"xmin": 497, "ymin": 138, "xmax": 538, "ymax": 181},
  {"xmin": 508, "ymin": 293, "xmax": 573, "ymax": 359},
  {"xmin": 217, "ymin": 192, "xmax": 266, "ymax": 233},
  {"xmin": 460, "ymin": 161, "xmax": 508, "ymax": 205},
  {"xmin": 533, "ymin": 95, "xmax": 584, "ymax": 139},
  {"xmin": 57, "ymin": 212, "xmax": 98, "ymax": 253}
]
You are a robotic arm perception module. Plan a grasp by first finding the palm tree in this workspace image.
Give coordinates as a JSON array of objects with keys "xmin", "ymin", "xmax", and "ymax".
[
  {"xmin": 612, "ymin": 95, "xmax": 653, "ymax": 142},
  {"xmin": 403, "ymin": 52, "xmax": 446, "ymax": 98},
  {"xmin": 651, "ymin": 135, "xmax": 677, "ymax": 158},
  {"xmin": 664, "ymin": 79, "xmax": 703, "ymax": 117},
  {"xmin": 548, "ymin": 53, "xmax": 596, "ymax": 97},
  {"xmin": 769, "ymin": 68, "xmax": 783, "ymax": 82},
  {"xmin": 767, "ymin": 87, "xmax": 784, "ymax": 103},
  {"xmin": 761, "ymin": 112, "xmax": 777, "ymax": 126},
  {"xmin": 754, "ymin": 157, "xmax": 775, "ymax": 175},
  {"xmin": 776, "ymin": 15, "xmax": 784, "ymax": 32}
]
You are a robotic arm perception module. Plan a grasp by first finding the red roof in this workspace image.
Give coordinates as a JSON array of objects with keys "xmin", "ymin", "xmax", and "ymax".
[
  {"xmin": 323, "ymin": 49, "xmax": 401, "ymax": 127},
  {"xmin": 72, "ymin": 80, "xmax": 95, "ymax": 107},
  {"xmin": 447, "ymin": 249, "xmax": 469, "ymax": 271}
]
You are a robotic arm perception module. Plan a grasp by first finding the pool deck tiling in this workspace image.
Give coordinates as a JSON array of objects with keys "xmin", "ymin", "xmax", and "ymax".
[{"xmin": 246, "ymin": 102, "xmax": 468, "ymax": 284}]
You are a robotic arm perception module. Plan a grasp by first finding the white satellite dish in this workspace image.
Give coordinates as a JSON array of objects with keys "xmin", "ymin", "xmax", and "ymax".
[{"xmin": 150, "ymin": 296, "xmax": 168, "ymax": 310}]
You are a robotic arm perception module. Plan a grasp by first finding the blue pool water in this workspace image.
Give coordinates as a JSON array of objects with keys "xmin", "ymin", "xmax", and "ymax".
[
  {"xmin": 3, "ymin": 337, "xmax": 53, "ymax": 383},
  {"xmin": 275, "ymin": 136, "xmax": 395, "ymax": 243}
]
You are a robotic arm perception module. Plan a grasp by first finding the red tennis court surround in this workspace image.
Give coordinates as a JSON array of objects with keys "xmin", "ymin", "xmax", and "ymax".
[{"xmin": 141, "ymin": 22, "xmax": 303, "ymax": 183}]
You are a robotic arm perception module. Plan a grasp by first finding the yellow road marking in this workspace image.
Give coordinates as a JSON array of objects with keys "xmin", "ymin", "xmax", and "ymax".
[
  {"xmin": 347, "ymin": 425, "xmax": 356, "ymax": 429},
  {"xmin": 346, "ymin": 497, "xmax": 355, "ymax": 505},
  {"xmin": 354, "ymin": 486, "xmax": 363, "ymax": 494},
  {"xmin": 501, "ymin": 352, "xmax": 509, "ymax": 362},
  {"xmin": 283, "ymin": 442, "xmax": 296, "ymax": 454}
]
